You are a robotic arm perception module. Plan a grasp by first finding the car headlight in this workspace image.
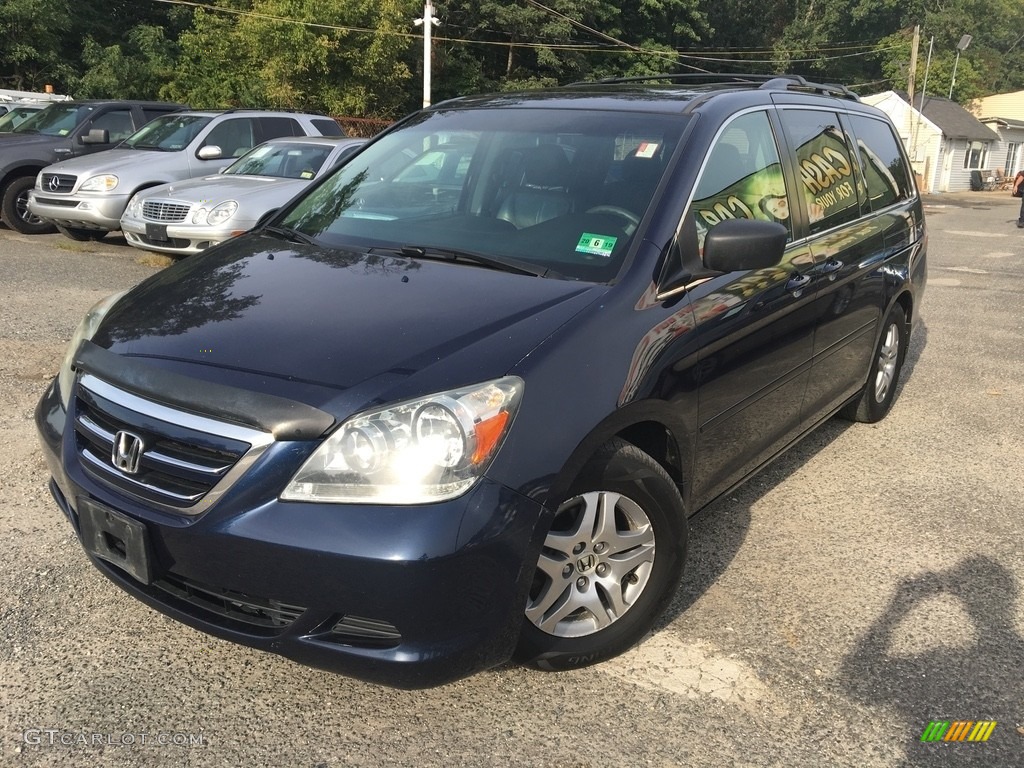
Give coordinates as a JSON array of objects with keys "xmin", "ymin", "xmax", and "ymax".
[
  {"xmin": 35, "ymin": 172, "xmax": 44, "ymax": 190},
  {"xmin": 125, "ymin": 195, "xmax": 143, "ymax": 218},
  {"xmin": 206, "ymin": 201, "xmax": 238, "ymax": 226},
  {"xmin": 79, "ymin": 174, "xmax": 119, "ymax": 192},
  {"xmin": 57, "ymin": 291, "xmax": 127, "ymax": 408},
  {"xmin": 281, "ymin": 377, "xmax": 524, "ymax": 504}
]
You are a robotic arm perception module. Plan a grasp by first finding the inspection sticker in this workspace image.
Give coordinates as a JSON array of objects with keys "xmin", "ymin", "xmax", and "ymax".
[
  {"xmin": 576, "ymin": 232, "xmax": 617, "ymax": 258},
  {"xmin": 635, "ymin": 142, "xmax": 659, "ymax": 159}
]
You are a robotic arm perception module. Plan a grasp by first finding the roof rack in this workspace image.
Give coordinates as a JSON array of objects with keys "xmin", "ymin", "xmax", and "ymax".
[{"xmin": 573, "ymin": 73, "xmax": 860, "ymax": 102}]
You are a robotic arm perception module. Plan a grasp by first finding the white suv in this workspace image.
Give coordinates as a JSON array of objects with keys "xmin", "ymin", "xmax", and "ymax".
[{"xmin": 27, "ymin": 109, "xmax": 342, "ymax": 241}]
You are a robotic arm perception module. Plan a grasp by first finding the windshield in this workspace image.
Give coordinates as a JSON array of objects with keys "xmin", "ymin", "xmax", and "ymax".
[
  {"xmin": 11, "ymin": 104, "xmax": 93, "ymax": 136},
  {"xmin": 225, "ymin": 142, "xmax": 334, "ymax": 179},
  {"xmin": 0, "ymin": 106, "xmax": 42, "ymax": 132},
  {"xmin": 121, "ymin": 114, "xmax": 211, "ymax": 151},
  {"xmin": 277, "ymin": 108, "xmax": 686, "ymax": 282}
]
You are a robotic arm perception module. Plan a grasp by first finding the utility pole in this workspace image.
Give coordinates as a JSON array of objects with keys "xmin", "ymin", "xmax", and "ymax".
[
  {"xmin": 907, "ymin": 25, "xmax": 920, "ymax": 107},
  {"xmin": 414, "ymin": 1, "xmax": 440, "ymax": 108}
]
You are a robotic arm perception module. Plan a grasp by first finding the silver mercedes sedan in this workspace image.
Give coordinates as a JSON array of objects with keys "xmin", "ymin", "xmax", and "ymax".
[{"xmin": 120, "ymin": 136, "xmax": 366, "ymax": 255}]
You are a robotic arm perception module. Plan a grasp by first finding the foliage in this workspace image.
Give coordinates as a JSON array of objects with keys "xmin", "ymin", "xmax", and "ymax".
[{"xmin": 3, "ymin": 0, "xmax": 1024, "ymax": 117}]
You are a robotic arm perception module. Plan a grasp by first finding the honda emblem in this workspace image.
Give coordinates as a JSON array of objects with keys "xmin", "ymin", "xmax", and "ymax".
[{"xmin": 111, "ymin": 431, "xmax": 144, "ymax": 475}]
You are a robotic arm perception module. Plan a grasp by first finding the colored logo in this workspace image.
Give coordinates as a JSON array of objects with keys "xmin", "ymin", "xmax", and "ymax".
[{"xmin": 920, "ymin": 720, "xmax": 997, "ymax": 742}]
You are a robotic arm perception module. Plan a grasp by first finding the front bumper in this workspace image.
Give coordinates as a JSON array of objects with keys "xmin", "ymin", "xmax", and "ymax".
[
  {"xmin": 35, "ymin": 377, "xmax": 546, "ymax": 689},
  {"xmin": 120, "ymin": 216, "xmax": 253, "ymax": 255},
  {"xmin": 28, "ymin": 190, "xmax": 130, "ymax": 231}
]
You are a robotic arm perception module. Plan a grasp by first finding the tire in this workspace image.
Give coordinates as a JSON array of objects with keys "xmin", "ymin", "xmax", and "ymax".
[
  {"xmin": 1, "ymin": 176, "xmax": 56, "ymax": 234},
  {"xmin": 56, "ymin": 225, "xmax": 107, "ymax": 242},
  {"xmin": 516, "ymin": 438, "xmax": 687, "ymax": 671},
  {"xmin": 841, "ymin": 303, "xmax": 908, "ymax": 423}
]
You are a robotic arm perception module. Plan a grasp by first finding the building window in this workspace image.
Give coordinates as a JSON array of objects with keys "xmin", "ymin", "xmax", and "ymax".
[
  {"xmin": 963, "ymin": 140, "xmax": 988, "ymax": 170},
  {"xmin": 1005, "ymin": 143, "xmax": 1020, "ymax": 174}
]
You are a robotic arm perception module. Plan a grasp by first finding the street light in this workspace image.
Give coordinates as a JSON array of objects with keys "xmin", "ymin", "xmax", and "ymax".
[{"xmin": 949, "ymin": 34, "xmax": 972, "ymax": 100}]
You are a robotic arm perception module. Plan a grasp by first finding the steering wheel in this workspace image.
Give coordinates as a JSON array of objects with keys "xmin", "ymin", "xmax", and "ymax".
[{"xmin": 585, "ymin": 205, "xmax": 640, "ymax": 235}]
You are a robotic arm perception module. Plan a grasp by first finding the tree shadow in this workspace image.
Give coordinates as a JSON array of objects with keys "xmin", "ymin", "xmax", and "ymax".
[{"xmin": 839, "ymin": 556, "xmax": 1024, "ymax": 766}]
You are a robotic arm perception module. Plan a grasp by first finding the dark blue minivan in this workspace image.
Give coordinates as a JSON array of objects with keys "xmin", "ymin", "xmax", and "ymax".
[{"xmin": 36, "ymin": 75, "xmax": 926, "ymax": 688}]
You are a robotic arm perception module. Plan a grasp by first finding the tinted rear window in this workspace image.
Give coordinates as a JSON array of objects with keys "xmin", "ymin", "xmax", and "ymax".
[{"xmin": 313, "ymin": 118, "xmax": 343, "ymax": 136}]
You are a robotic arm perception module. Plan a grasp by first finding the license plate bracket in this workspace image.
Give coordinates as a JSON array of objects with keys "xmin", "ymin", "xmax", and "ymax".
[
  {"xmin": 77, "ymin": 498, "xmax": 153, "ymax": 584},
  {"xmin": 145, "ymin": 222, "xmax": 169, "ymax": 242}
]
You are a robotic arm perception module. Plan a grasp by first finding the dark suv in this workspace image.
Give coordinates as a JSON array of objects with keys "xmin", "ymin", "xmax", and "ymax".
[
  {"xmin": 35, "ymin": 75, "xmax": 926, "ymax": 688},
  {"xmin": 0, "ymin": 100, "xmax": 186, "ymax": 233}
]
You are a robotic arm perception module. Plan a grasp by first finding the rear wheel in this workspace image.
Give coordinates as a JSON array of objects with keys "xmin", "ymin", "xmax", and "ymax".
[
  {"xmin": 841, "ymin": 303, "xmax": 908, "ymax": 423},
  {"xmin": 56, "ymin": 225, "xmax": 107, "ymax": 242},
  {"xmin": 517, "ymin": 438, "xmax": 687, "ymax": 670},
  {"xmin": 1, "ymin": 176, "xmax": 55, "ymax": 234}
]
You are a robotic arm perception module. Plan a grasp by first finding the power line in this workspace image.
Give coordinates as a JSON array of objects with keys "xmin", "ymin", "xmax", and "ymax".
[{"xmin": 151, "ymin": 0, "xmax": 900, "ymax": 65}]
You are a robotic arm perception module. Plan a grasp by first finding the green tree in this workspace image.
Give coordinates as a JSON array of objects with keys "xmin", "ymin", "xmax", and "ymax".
[
  {"xmin": 166, "ymin": 0, "xmax": 417, "ymax": 118},
  {"xmin": 72, "ymin": 26, "xmax": 180, "ymax": 100},
  {"xmin": 0, "ymin": 0, "xmax": 75, "ymax": 91}
]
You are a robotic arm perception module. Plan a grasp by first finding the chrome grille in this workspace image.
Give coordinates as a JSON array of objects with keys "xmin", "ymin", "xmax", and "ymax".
[
  {"xmin": 142, "ymin": 200, "xmax": 192, "ymax": 222},
  {"xmin": 73, "ymin": 374, "xmax": 273, "ymax": 514},
  {"xmin": 40, "ymin": 173, "xmax": 76, "ymax": 193}
]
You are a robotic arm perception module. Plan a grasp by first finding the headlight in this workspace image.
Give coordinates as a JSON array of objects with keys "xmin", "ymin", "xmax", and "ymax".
[
  {"xmin": 206, "ymin": 201, "xmax": 237, "ymax": 226},
  {"xmin": 35, "ymin": 172, "xmax": 44, "ymax": 190},
  {"xmin": 281, "ymin": 377, "xmax": 524, "ymax": 504},
  {"xmin": 192, "ymin": 206, "xmax": 209, "ymax": 225},
  {"xmin": 79, "ymin": 174, "xmax": 119, "ymax": 192},
  {"xmin": 125, "ymin": 195, "xmax": 143, "ymax": 218},
  {"xmin": 57, "ymin": 291, "xmax": 127, "ymax": 408}
]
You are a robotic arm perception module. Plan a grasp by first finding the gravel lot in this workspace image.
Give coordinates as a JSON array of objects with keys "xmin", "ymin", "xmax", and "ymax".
[{"xmin": 1, "ymin": 195, "xmax": 1022, "ymax": 768}]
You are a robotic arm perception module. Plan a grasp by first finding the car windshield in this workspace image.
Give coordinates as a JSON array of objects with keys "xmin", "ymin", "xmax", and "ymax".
[
  {"xmin": 277, "ymin": 108, "xmax": 687, "ymax": 282},
  {"xmin": 121, "ymin": 114, "xmax": 211, "ymax": 151},
  {"xmin": 11, "ymin": 104, "xmax": 92, "ymax": 136},
  {"xmin": 0, "ymin": 106, "xmax": 42, "ymax": 132},
  {"xmin": 225, "ymin": 142, "xmax": 334, "ymax": 179}
]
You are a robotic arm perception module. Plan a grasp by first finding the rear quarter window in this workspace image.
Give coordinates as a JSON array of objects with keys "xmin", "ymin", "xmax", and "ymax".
[
  {"xmin": 259, "ymin": 117, "xmax": 304, "ymax": 140},
  {"xmin": 312, "ymin": 118, "xmax": 343, "ymax": 136},
  {"xmin": 848, "ymin": 114, "xmax": 913, "ymax": 210}
]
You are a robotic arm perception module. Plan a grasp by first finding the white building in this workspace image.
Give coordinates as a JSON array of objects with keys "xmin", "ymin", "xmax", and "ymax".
[{"xmin": 862, "ymin": 90, "xmax": 999, "ymax": 193}]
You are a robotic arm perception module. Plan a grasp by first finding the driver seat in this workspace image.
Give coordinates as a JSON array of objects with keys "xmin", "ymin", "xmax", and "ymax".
[{"xmin": 496, "ymin": 145, "xmax": 574, "ymax": 228}]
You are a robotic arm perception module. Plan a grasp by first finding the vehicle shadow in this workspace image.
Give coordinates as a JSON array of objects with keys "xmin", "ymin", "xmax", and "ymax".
[{"xmin": 838, "ymin": 556, "xmax": 1024, "ymax": 767}]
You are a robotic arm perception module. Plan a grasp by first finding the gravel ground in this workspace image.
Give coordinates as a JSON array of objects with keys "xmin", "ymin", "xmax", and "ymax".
[{"xmin": 1, "ymin": 197, "xmax": 1022, "ymax": 767}]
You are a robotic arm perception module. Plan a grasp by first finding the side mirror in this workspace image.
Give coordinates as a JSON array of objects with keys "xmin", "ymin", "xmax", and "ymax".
[
  {"xmin": 703, "ymin": 218, "xmax": 788, "ymax": 273},
  {"xmin": 197, "ymin": 145, "xmax": 223, "ymax": 160},
  {"xmin": 81, "ymin": 128, "xmax": 110, "ymax": 145}
]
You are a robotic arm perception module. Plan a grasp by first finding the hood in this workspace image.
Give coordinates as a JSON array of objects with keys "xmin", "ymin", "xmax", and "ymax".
[
  {"xmin": 93, "ymin": 234, "xmax": 603, "ymax": 412},
  {"xmin": 0, "ymin": 132, "xmax": 71, "ymax": 151},
  {"xmin": 142, "ymin": 175, "xmax": 306, "ymax": 206},
  {"xmin": 42, "ymin": 147, "xmax": 173, "ymax": 175}
]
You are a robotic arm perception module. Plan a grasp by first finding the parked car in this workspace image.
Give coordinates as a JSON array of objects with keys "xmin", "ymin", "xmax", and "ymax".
[
  {"xmin": 0, "ymin": 100, "xmax": 187, "ymax": 233},
  {"xmin": 0, "ymin": 102, "xmax": 46, "ymax": 131},
  {"xmin": 28, "ymin": 109, "xmax": 343, "ymax": 242},
  {"xmin": 36, "ymin": 74, "xmax": 926, "ymax": 689},
  {"xmin": 120, "ymin": 136, "xmax": 365, "ymax": 255}
]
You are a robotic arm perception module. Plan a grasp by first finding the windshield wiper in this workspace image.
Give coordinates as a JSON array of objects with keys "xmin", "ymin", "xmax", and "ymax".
[
  {"xmin": 263, "ymin": 225, "xmax": 318, "ymax": 245},
  {"xmin": 374, "ymin": 245, "xmax": 553, "ymax": 277},
  {"xmin": 128, "ymin": 144, "xmax": 173, "ymax": 151}
]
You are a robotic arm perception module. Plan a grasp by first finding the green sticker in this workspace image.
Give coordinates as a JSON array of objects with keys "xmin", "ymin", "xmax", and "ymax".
[{"xmin": 576, "ymin": 232, "xmax": 617, "ymax": 258}]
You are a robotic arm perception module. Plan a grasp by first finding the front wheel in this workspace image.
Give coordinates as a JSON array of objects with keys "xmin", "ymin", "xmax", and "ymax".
[
  {"xmin": 1, "ymin": 176, "xmax": 55, "ymax": 234},
  {"xmin": 841, "ymin": 303, "xmax": 908, "ymax": 423},
  {"xmin": 516, "ymin": 438, "xmax": 687, "ymax": 671}
]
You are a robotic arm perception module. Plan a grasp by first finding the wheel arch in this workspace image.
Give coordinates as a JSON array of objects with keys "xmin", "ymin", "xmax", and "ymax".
[{"xmin": 546, "ymin": 409, "xmax": 692, "ymax": 517}]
